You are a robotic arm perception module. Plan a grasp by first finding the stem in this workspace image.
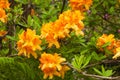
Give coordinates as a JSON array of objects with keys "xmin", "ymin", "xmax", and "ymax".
[
  {"xmin": 7, "ymin": 25, "xmax": 14, "ymax": 56},
  {"xmin": 60, "ymin": 0, "xmax": 66, "ymax": 13}
]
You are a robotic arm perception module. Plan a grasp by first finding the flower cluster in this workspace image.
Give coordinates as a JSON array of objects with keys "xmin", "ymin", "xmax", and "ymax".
[
  {"xmin": 17, "ymin": 29, "xmax": 70, "ymax": 79},
  {"xmin": 96, "ymin": 34, "xmax": 120, "ymax": 59},
  {"xmin": 38, "ymin": 52, "xmax": 70, "ymax": 79},
  {"xmin": 69, "ymin": 0, "xmax": 92, "ymax": 11},
  {"xmin": 96, "ymin": 34, "xmax": 115, "ymax": 51},
  {"xmin": 0, "ymin": 0, "xmax": 10, "ymax": 22},
  {"xmin": 40, "ymin": 0, "xmax": 93, "ymax": 48},
  {"xmin": 40, "ymin": 10, "xmax": 84, "ymax": 48},
  {"xmin": 16, "ymin": 0, "xmax": 93, "ymax": 79},
  {"xmin": 17, "ymin": 29, "xmax": 42, "ymax": 59}
]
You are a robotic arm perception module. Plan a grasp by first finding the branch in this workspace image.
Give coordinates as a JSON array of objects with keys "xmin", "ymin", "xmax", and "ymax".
[
  {"xmin": 82, "ymin": 71, "xmax": 120, "ymax": 80},
  {"xmin": 62, "ymin": 62, "xmax": 120, "ymax": 80},
  {"xmin": 85, "ymin": 59, "xmax": 120, "ymax": 68},
  {"xmin": 7, "ymin": 54, "xmax": 18, "ymax": 57}
]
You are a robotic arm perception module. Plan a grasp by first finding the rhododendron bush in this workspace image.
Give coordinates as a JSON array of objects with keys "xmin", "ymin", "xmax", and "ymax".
[{"xmin": 1, "ymin": 0, "xmax": 120, "ymax": 80}]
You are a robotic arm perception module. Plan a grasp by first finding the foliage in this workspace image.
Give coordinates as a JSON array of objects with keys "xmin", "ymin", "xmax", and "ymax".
[
  {"xmin": 93, "ymin": 65, "xmax": 114, "ymax": 77},
  {"xmin": 1, "ymin": 0, "xmax": 120, "ymax": 80}
]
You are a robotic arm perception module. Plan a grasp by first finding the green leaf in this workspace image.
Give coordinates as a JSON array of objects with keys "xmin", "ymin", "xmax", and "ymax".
[
  {"xmin": 101, "ymin": 65, "xmax": 105, "ymax": 73},
  {"xmin": 109, "ymin": 7, "xmax": 114, "ymax": 13},
  {"xmin": 72, "ymin": 57, "xmax": 80, "ymax": 69},
  {"xmin": 66, "ymin": 48, "xmax": 76, "ymax": 54},
  {"xmin": 81, "ymin": 55, "xmax": 91, "ymax": 69},
  {"xmin": 80, "ymin": 49, "xmax": 89, "ymax": 55},
  {"xmin": 33, "ymin": 16, "xmax": 41, "ymax": 27},
  {"xmin": 92, "ymin": 51, "xmax": 106, "ymax": 61},
  {"xmin": 27, "ymin": 15, "xmax": 33, "ymax": 27},
  {"xmin": 93, "ymin": 68, "xmax": 103, "ymax": 75},
  {"xmin": 102, "ymin": 42, "xmax": 111, "ymax": 48},
  {"xmin": 72, "ymin": 55, "xmax": 84, "ymax": 70},
  {"xmin": 15, "ymin": 0, "xmax": 28, "ymax": 4},
  {"xmin": 92, "ymin": 51, "xmax": 99, "ymax": 60},
  {"xmin": 78, "ymin": 55, "xmax": 84, "ymax": 67},
  {"xmin": 72, "ymin": 54, "xmax": 91, "ymax": 70},
  {"xmin": 103, "ymin": 70, "xmax": 113, "ymax": 77},
  {"xmin": 93, "ymin": 66, "xmax": 114, "ymax": 77},
  {"xmin": 80, "ymin": 43, "xmax": 87, "ymax": 47},
  {"xmin": 105, "ymin": 49, "xmax": 112, "ymax": 55},
  {"xmin": 17, "ymin": 22, "xmax": 28, "ymax": 28},
  {"xmin": 6, "ymin": 35, "xmax": 16, "ymax": 41}
]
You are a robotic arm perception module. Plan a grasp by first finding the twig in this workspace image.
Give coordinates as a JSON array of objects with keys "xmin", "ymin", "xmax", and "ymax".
[
  {"xmin": 60, "ymin": 0, "xmax": 66, "ymax": 13},
  {"xmin": 62, "ymin": 62, "xmax": 120, "ymax": 80},
  {"xmin": 7, "ymin": 25, "xmax": 14, "ymax": 56},
  {"xmin": 8, "ymin": 54, "xmax": 18, "ymax": 57},
  {"xmin": 86, "ymin": 59, "xmax": 120, "ymax": 68},
  {"xmin": 82, "ymin": 71, "xmax": 120, "ymax": 80}
]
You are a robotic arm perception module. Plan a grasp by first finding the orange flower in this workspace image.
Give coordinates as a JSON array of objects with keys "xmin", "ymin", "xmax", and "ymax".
[
  {"xmin": 111, "ymin": 40, "xmax": 120, "ymax": 54},
  {"xmin": 0, "ymin": 30, "xmax": 7, "ymax": 37},
  {"xmin": 113, "ymin": 47, "xmax": 120, "ymax": 59},
  {"xmin": 69, "ymin": 0, "xmax": 92, "ymax": 11},
  {"xmin": 59, "ymin": 65, "xmax": 70, "ymax": 79},
  {"xmin": 40, "ymin": 10, "xmax": 84, "ymax": 48},
  {"xmin": 17, "ymin": 29, "xmax": 42, "ymax": 59},
  {"xmin": 0, "ymin": 0, "xmax": 10, "ymax": 9},
  {"xmin": 0, "ymin": 0, "xmax": 10, "ymax": 22},
  {"xmin": 0, "ymin": 8, "xmax": 7, "ymax": 22},
  {"xmin": 53, "ymin": 20, "xmax": 70, "ymax": 39},
  {"xmin": 96, "ymin": 34, "xmax": 120, "ymax": 59},
  {"xmin": 112, "ymin": 40, "xmax": 120, "ymax": 59},
  {"xmin": 96, "ymin": 34, "xmax": 116, "ymax": 51},
  {"xmin": 40, "ymin": 22, "xmax": 60, "ymax": 48},
  {"xmin": 58, "ymin": 10, "xmax": 84, "ymax": 36},
  {"xmin": 39, "ymin": 52, "xmax": 66, "ymax": 71},
  {"xmin": 42, "ymin": 67, "xmax": 60, "ymax": 79},
  {"xmin": 114, "ymin": 40, "xmax": 120, "ymax": 48},
  {"xmin": 39, "ymin": 52, "xmax": 69, "ymax": 79}
]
